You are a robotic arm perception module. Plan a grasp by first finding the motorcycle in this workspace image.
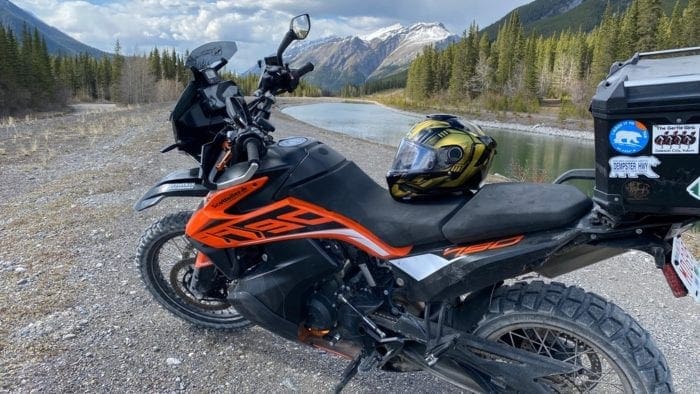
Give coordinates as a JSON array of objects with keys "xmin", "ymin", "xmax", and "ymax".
[{"xmin": 134, "ymin": 14, "xmax": 698, "ymax": 393}]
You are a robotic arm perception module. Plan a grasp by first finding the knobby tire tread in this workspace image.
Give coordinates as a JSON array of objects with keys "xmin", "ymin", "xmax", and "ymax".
[
  {"xmin": 137, "ymin": 211, "xmax": 250, "ymax": 331},
  {"xmin": 477, "ymin": 281, "xmax": 673, "ymax": 393}
]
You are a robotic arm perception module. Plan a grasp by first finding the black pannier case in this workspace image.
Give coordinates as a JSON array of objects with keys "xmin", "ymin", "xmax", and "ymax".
[{"xmin": 590, "ymin": 48, "xmax": 700, "ymax": 219}]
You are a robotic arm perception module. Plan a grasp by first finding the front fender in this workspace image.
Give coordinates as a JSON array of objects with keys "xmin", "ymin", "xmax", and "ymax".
[{"xmin": 134, "ymin": 168, "xmax": 209, "ymax": 211}]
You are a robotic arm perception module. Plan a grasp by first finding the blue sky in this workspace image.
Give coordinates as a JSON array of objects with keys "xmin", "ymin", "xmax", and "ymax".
[{"xmin": 13, "ymin": 0, "xmax": 532, "ymax": 71}]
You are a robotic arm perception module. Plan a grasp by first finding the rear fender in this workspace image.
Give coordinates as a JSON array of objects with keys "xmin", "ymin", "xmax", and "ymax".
[{"xmin": 134, "ymin": 168, "xmax": 209, "ymax": 211}]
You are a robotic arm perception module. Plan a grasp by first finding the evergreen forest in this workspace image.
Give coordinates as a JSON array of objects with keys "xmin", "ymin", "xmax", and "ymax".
[
  {"xmin": 0, "ymin": 25, "xmax": 321, "ymax": 117},
  {"xmin": 397, "ymin": 0, "xmax": 700, "ymax": 117}
]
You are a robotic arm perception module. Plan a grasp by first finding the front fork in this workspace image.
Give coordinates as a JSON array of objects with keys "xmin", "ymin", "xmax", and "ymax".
[{"xmin": 188, "ymin": 253, "xmax": 219, "ymax": 299}]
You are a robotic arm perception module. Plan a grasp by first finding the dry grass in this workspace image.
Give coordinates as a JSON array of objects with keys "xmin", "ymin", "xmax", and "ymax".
[{"xmin": 507, "ymin": 160, "xmax": 551, "ymax": 183}]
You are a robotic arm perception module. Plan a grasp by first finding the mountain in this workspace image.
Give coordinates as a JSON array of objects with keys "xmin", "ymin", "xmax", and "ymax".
[
  {"xmin": 265, "ymin": 23, "xmax": 457, "ymax": 92},
  {"xmin": 0, "ymin": 0, "xmax": 107, "ymax": 57},
  {"xmin": 483, "ymin": 0, "xmax": 687, "ymax": 38}
]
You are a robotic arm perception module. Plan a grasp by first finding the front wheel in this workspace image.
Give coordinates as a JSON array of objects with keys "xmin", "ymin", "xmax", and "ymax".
[
  {"xmin": 471, "ymin": 281, "xmax": 673, "ymax": 393},
  {"xmin": 136, "ymin": 211, "xmax": 251, "ymax": 330}
]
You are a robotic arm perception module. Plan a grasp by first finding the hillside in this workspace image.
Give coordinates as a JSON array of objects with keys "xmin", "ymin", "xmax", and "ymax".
[
  {"xmin": 483, "ymin": 0, "xmax": 687, "ymax": 38},
  {"xmin": 0, "ymin": 0, "xmax": 107, "ymax": 57},
  {"xmin": 249, "ymin": 23, "xmax": 457, "ymax": 92}
]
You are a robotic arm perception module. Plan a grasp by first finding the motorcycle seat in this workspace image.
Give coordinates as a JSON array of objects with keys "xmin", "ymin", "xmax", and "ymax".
[
  {"xmin": 289, "ymin": 161, "xmax": 592, "ymax": 249},
  {"xmin": 442, "ymin": 182, "xmax": 592, "ymax": 245},
  {"xmin": 289, "ymin": 161, "xmax": 466, "ymax": 247}
]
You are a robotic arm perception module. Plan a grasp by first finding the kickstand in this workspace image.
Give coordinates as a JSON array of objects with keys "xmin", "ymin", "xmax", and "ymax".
[{"xmin": 333, "ymin": 354, "xmax": 361, "ymax": 394}]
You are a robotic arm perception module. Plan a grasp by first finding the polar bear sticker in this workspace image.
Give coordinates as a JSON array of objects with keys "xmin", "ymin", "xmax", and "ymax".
[
  {"xmin": 614, "ymin": 131, "xmax": 642, "ymax": 145},
  {"xmin": 608, "ymin": 156, "xmax": 661, "ymax": 179},
  {"xmin": 609, "ymin": 120, "xmax": 650, "ymax": 154}
]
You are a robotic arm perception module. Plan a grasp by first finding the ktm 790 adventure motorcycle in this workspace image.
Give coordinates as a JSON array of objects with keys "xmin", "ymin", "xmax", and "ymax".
[{"xmin": 135, "ymin": 14, "xmax": 698, "ymax": 393}]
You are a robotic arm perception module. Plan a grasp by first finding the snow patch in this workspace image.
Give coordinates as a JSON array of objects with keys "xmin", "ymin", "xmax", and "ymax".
[{"xmin": 361, "ymin": 23, "xmax": 404, "ymax": 42}]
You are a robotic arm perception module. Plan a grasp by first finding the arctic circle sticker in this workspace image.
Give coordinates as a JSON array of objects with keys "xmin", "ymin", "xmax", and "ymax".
[{"xmin": 609, "ymin": 120, "xmax": 649, "ymax": 154}]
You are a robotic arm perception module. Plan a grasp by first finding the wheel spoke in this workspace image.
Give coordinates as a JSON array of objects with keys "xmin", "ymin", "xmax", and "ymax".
[
  {"xmin": 534, "ymin": 328, "xmax": 554, "ymax": 359},
  {"xmin": 490, "ymin": 325, "xmax": 629, "ymax": 393}
]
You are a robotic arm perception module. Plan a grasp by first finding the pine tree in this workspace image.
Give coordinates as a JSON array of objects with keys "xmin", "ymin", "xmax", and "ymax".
[
  {"xmin": 494, "ymin": 12, "xmax": 524, "ymax": 92},
  {"xmin": 664, "ymin": 1, "xmax": 685, "ymax": 48},
  {"xmin": 522, "ymin": 36, "xmax": 539, "ymax": 97},
  {"xmin": 637, "ymin": 0, "xmax": 664, "ymax": 51},
  {"xmin": 619, "ymin": 0, "xmax": 639, "ymax": 58},
  {"xmin": 683, "ymin": 0, "xmax": 700, "ymax": 46},
  {"xmin": 448, "ymin": 33, "xmax": 469, "ymax": 100},
  {"xmin": 590, "ymin": 5, "xmax": 620, "ymax": 86},
  {"xmin": 111, "ymin": 39, "xmax": 124, "ymax": 101},
  {"xmin": 149, "ymin": 47, "xmax": 162, "ymax": 81}
]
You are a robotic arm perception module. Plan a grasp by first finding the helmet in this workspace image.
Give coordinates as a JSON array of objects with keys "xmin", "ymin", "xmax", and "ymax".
[{"xmin": 386, "ymin": 114, "xmax": 497, "ymax": 200}]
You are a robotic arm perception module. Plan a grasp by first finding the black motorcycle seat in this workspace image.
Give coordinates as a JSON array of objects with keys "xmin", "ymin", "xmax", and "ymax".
[
  {"xmin": 442, "ymin": 182, "xmax": 592, "ymax": 244},
  {"xmin": 288, "ymin": 161, "xmax": 466, "ymax": 247},
  {"xmin": 289, "ymin": 161, "xmax": 592, "ymax": 249}
]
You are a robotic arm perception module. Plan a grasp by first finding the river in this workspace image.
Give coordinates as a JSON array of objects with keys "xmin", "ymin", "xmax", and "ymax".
[{"xmin": 282, "ymin": 102, "xmax": 595, "ymax": 185}]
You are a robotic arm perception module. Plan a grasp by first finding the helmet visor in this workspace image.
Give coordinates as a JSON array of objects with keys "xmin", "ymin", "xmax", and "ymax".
[{"xmin": 389, "ymin": 139, "xmax": 437, "ymax": 174}]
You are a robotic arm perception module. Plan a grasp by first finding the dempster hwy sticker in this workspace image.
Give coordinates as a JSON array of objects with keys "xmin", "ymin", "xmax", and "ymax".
[{"xmin": 608, "ymin": 156, "xmax": 660, "ymax": 179}]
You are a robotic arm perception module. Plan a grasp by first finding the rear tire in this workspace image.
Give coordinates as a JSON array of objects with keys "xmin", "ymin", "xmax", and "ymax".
[
  {"xmin": 470, "ymin": 281, "xmax": 673, "ymax": 393},
  {"xmin": 137, "ymin": 211, "xmax": 251, "ymax": 330}
]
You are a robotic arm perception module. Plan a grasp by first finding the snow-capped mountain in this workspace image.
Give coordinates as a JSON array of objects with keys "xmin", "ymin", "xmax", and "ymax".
[{"xmin": 255, "ymin": 22, "xmax": 457, "ymax": 92}]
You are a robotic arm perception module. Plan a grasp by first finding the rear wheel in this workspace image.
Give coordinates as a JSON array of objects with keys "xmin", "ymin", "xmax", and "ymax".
[
  {"xmin": 136, "ymin": 211, "xmax": 251, "ymax": 330},
  {"xmin": 470, "ymin": 281, "xmax": 672, "ymax": 393}
]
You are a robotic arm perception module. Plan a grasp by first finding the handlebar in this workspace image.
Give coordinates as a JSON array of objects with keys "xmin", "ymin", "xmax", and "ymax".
[
  {"xmin": 208, "ymin": 134, "xmax": 263, "ymax": 190},
  {"xmin": 292, "ymin": 62, "xmax": 314, "ymax": 79},
  {"xmin": 244, "ymin": 138, "xmax": 260, "ymax": 164}
]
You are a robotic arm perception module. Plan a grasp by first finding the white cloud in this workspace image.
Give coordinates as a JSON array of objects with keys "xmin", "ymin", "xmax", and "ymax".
[{"xmin": 12, "ymin": 0, "xmax": 531, "ymax": 71}]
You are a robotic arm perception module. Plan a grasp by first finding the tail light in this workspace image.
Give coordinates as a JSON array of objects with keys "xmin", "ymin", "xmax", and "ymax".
[{"xmin": 661, "ymin": 264, "xmax": 689, "ymax": 298}]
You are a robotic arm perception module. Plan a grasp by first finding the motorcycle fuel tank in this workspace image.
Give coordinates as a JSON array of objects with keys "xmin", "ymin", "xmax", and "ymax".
[{"xmin": 225, "ymin": 137, "xmax": 347, "ymax": 212}]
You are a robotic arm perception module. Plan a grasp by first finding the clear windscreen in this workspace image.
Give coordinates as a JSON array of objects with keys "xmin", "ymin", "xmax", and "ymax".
[
  {"xmin": 389, "ymin": 139, "xmax": 437, "ymax": 174},
  {"xmin": 185, "ymin": 41, "xmax": 238, "ymax": 70}
]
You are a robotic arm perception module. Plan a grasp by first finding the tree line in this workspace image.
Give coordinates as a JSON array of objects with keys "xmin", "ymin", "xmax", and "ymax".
[
  {"xmin": 401, "ymin": 0, "xmax": 700, "ymax": 117},
  {"xmin": 0, "ymin": 24, "xmax": 323, "ymax": 117}
]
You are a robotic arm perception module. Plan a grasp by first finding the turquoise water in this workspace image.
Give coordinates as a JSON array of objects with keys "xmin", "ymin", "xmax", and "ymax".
[{"xmin": 282, "ymin": 102, "xmax": 595, "ymax": 183}]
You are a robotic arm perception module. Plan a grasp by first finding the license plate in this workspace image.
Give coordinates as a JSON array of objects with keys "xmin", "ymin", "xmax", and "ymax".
[{"xmin": 671, "ymin": 236, "xmax": 700, "ymax": 302}]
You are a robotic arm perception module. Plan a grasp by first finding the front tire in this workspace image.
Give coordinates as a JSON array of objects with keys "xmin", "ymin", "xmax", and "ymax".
[
  {"xmin": 471, "ymin": 281, "xmax": 673, "ymax": 393},
  {"xmin": 136, "ymin": 211, "xmax": 251, "ymax": 330}
]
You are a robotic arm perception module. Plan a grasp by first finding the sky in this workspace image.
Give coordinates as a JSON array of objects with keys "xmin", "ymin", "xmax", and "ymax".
[{"xmin": 12, "ymin": 0, "xmax": 533, "ymax": 72}]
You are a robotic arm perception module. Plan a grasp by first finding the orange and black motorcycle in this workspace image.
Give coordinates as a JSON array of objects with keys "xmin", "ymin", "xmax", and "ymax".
[{"xmin": 135, "ymin": 14, "xmax": 699, "ymax": 393}]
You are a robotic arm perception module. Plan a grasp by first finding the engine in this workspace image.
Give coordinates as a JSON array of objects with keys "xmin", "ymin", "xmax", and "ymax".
[{"xmin": 305, "ymin": 241, "xmax": 395, "ymax": 341}]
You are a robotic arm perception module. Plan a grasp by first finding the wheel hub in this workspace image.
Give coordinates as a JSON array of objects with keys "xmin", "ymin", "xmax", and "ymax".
[{"xmin": 169, "ymin": 258, "xmax": 231, "ymax": 311}]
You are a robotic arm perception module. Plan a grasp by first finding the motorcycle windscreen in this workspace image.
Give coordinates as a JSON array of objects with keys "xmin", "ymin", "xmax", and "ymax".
[{"xmin": 186, "ymin": 41, "xmax": 237, "ymax": 70}]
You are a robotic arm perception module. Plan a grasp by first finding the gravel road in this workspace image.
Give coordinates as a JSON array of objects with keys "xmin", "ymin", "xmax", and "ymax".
[{"xmin": 0, "ymin": 101, "xmax": 698, "ymax": 393}]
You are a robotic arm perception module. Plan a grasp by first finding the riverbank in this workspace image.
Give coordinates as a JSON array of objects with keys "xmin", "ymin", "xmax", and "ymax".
[
  {"xmin": 0, "ymin": 102, "xmax": 697, "ymax": 392},
  {"xmin": 277, "ymin": 97, "xmax": 594, "ymax": 141}
]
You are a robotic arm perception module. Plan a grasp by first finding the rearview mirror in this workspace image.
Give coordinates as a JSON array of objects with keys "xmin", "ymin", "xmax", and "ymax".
[
  {"xmin": 277, "ymin": 14, "xmax": 311, "ymax": 64},
  {"xmin": 290, "ymin": 14, "xmax": 310, "ymax": 40}
]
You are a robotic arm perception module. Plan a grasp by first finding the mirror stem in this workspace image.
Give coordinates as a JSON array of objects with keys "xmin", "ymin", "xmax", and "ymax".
[{"xmin": 276, "ymin": 30, "xmax": 295, "ymax": 66}]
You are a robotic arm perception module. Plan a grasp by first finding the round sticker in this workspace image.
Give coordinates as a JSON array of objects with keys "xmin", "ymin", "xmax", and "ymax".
[{"xmin": 609, "ymin": 120, "xmax": 649, "ymax": 154}]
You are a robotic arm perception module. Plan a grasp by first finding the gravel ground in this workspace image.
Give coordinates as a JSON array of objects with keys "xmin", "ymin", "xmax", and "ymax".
[{"xmin": 0, "ymin": 101, "xmax": 698, "ymax": 393}]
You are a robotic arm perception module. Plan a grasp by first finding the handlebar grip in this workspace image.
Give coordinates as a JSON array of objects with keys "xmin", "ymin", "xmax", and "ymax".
[
  {"xmin": 245, "ymin": 138, "xmax": 261, "ymax": 164},
  {"xmin": 294, "ymin": 62, "xmax": 314, "ymax": 78}
]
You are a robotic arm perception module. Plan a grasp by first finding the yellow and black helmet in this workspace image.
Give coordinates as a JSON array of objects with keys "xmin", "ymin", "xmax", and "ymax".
[{"xmin": 386, "ymin": 114, "xmax": 497, "ymax": 200}]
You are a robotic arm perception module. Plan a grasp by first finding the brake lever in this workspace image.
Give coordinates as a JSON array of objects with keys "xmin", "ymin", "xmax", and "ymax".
[{"xmin": 214, "ymin": 139, "xmax": 233, "ymax": 172}]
